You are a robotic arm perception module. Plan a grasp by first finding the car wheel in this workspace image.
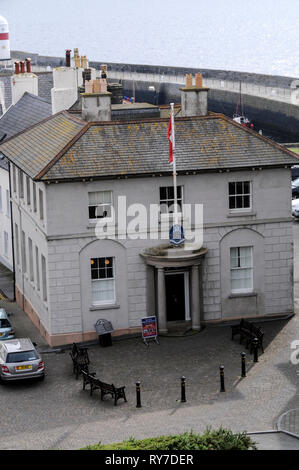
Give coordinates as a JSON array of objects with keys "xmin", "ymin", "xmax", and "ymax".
[{"xmin": 38, "ymin": 374, "xmax": 45, "ymax": 382}]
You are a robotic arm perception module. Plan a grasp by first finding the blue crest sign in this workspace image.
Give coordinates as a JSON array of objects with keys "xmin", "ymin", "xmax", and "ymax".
[{"xmin": 169, "ymin": 224, "xmax": 185, "ymax": 246}]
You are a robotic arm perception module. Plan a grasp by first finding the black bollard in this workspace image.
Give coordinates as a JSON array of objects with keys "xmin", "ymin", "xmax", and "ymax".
[
  {"xmin": 181, "ymin": 376, "xmax": 186, "ymax": 403},
  {"xmin": 253, "ymin": 337, "xmax": 259, "ymax": 363},
  {"xmin": 241, "ymin": 352, "xmax": 246, "ymax": 377},
  {"xmin": 136, "ymin": 381, "xmax": 142, "ymax": 408},
  {"xmin": 220, "ymin": 366, "xmax": 225, "ymax": 392}
]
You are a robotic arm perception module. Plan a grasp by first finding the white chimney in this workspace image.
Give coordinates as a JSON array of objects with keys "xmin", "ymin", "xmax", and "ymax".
[
  {"xmin": 11, "ymin": 59, "xmax": 38, "ymax": 105},
  {"xmin": 51, "ymin": 49, "xmax": 78, "ymax": 114},
  {"xmin": 81, "ymin": 79, "xmax": 112, "ymax": 121},
  {"xmin": 180, "ymin": 73, "xmax": 209, "ymax": 117}
]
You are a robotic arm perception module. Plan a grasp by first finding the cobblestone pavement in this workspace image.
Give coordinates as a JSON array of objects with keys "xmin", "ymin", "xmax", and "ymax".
[
  {"xmin": 0, "ymin": 294, "xmax": 299, "ymax": 450},
  {"xmin": 0, "ymin": 223, "xmax": 299, "ymax": 449}
]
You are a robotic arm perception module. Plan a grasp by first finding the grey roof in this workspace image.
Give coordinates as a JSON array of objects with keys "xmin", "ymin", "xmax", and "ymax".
[
  {"xmin": 0, "ymin": 153, "xmax": 8, "ymax": 170},
  {"xmin": 0, "ymin": 111, "xmax": 86, "ymax": 178},
  {"xmin": 0, "ymin": 92, "xmax": 52, "ymax": 140},
  {"xmin": 0, "ymin": 71, "xmax": 53, "ymax": 114},
  {"xmin": 1, "ymin": 112, "xmax": 299, "ymax": 181}
]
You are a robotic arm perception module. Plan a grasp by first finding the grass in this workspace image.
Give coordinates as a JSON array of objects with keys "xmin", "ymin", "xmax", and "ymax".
[{"xmin": 82, "ymin": 428, "xmax": 257, "ymax": 450}]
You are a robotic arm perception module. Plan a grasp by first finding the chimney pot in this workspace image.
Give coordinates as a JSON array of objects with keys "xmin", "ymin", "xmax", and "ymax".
[
  {"xmin": 101, "ymin": 64, "xmax": 107, "ymax": 79},
  {"xmin": 65, "ymin": 49, "xmax": 71, "ymax": 67},
  {"xmin": 14, "ymin": 61, "xmax": 20, "ymax": 74},
  {"xmin": 195, "ymin": 73, "xmax": 202, "ymax": 88},
  {"xmin": 185, "ymin": 73, "xmax": 193, "ymax": 88},
  {"xmin": 26, "ymin": 58, "xmax": 31, "ymax": 73},
  {"xmin": 20, "ymin": 61, "xmax": 25, "ymax": 73},
  {"xmin": 85, "ymin": 79, "xmax": 93, "ymax": 93}
]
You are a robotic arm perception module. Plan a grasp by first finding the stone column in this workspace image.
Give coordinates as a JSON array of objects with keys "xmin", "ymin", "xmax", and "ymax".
[
  {"xmin": 191, "ymin": 264, "xmax": 201, "ymax": 330},
  {"xmin": 157, "ymin": 267, "xmax": 168, "ymax": 333}
]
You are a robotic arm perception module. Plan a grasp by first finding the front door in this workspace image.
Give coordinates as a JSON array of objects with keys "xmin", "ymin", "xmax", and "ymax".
[{"xmin": 165, "ymin": 273, "xmax": 185, "ymax": 321}]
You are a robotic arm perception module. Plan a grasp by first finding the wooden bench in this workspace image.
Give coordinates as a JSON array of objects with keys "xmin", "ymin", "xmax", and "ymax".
[
  {"xmin": 231, "ymin": 319, "xmax": 264, "ymax": 353},
  {"xmin": 82, "ymin": 371, "xmax": 127, "ymax": 406},
  {"xmin": 70, "ymin": 343, "xmax": 90, "ymax": 379}
]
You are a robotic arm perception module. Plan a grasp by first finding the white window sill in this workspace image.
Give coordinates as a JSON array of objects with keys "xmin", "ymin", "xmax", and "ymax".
[
  {"xmin": 227, "ymin": 211, "xmax": 256, "ymax": 218},
  {"xmin": 229, "ymin": 292, "xmax": 257, "ymax": 298},
  {"xmin": 90, "ymin": 303, "xmax": 120, "ymax": 311},
  {"xmin": 87, "ymin": 219, "xmax": 114, "ymax": 228}
]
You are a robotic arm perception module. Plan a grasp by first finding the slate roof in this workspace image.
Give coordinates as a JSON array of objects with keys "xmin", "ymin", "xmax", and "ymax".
[
  {"xmin": 0, "ymin": 92, "xmax": 52, "ymax": 140},
  {"xmin": 0, "ymin": 71, "xmax": 53, "ymax": 114},
  {"xmin": 1, "ymin": 112, "xmax": 298, "ymax": 181}
]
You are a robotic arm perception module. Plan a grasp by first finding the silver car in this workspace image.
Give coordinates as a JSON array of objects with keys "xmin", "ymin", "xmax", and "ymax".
[
  {"xmin": 0, "ymin": 338, "xmax": 45, "ymax": 382},
  {"xmin": 0, "ymin": 308, "xmax": 15, "ymax": 340}
]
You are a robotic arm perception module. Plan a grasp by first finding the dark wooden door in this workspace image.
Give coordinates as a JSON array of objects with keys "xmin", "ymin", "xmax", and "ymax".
[{"xmin": 165, "ymin": 273, "xmax": 185, "ymax": 321}]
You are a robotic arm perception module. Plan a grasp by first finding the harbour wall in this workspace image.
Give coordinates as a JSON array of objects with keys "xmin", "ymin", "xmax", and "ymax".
[{"xmin": 10, "ymin": 51, "xmax": 299, "ymax": 140}]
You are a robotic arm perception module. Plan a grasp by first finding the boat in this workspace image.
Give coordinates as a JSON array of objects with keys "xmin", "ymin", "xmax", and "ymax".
[{"xmin": 233, "ymin": 81, "xmax": 254, "ymax": 129}]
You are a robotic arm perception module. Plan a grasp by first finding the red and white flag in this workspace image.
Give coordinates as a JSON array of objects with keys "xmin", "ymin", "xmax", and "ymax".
[{"xmin": 167, "ymin": 115, "xmax": 173, "ymax": 164}]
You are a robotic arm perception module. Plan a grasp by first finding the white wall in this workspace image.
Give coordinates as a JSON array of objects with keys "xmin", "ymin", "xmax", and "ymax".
[{"xmin": 0, "ymin": 166, "xmax": 12, "ymax": 270}]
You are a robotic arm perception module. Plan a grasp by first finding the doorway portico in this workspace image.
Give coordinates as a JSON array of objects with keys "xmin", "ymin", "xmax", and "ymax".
[{"xmin": 142, "ymin": 246, "xmax": 207, "ymax": 333}]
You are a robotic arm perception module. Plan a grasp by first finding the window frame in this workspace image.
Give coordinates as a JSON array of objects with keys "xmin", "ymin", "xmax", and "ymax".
[
  {"xmin": 88, "ymin": 190, "xmax": 113, "ymax": 223},
  {"xmin": 90, "ymin": 256, "xmax": 116, "ymax": 306},
  {"xmin": 159, "ymin": 185, "xmax": 184, "ymax": 218},
  {"xmin": 230, "ymin": 246, "xmax": 253, "ymax": 294},
  {"xmin": 228, "ymin": 180, "xmax": 252, "ymax": 213}
]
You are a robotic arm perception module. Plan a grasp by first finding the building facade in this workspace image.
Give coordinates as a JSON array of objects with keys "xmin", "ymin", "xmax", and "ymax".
[{"xmin": 1, "ymin": 104, "xmax": 298, "ymax": 345}]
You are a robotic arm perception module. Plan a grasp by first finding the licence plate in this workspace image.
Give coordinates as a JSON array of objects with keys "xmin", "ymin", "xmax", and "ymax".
[{"xmin": 16, "ymin": 365, "xmax": 32, "ymax": 371}]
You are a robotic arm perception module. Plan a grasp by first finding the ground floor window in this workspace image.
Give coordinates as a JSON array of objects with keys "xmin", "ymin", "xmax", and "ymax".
[
  {"xmin": 90, "ymin": 257, "xmax": 115, "ymax": 305},
  {"xmin": 230, "ymin": 246, "xmax": 253, "ymax": 293}
]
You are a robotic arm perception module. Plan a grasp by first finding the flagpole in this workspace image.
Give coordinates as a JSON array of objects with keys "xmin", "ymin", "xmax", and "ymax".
[{"xmin": 170, "ymin": 103, "xmax": 178, "ymax": 225}]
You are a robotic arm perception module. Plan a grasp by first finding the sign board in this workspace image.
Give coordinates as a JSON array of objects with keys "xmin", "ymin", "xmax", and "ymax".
[
  {"xmin": 169, "ymin": 224, "xmax": 185, "ymax": 246},
  {"xmin": 141, "ymin": 316, "xmax": 159, "ymax": 345}
]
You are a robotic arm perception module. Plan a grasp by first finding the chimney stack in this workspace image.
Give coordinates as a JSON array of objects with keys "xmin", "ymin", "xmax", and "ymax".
[
  {"xmin": 180, "ymin": 73, "xmax": 209, "ymax": 117},
  {"xmin": 11, "ymin": 57, "xmax": 38, "ymax": 104},
  {"xmin": 81, "ymin": 78, "xmax": 112, "ymax": 121}
]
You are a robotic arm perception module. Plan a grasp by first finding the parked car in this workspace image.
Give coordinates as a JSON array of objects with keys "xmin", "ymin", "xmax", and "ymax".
[
  {"xmin": 0, "ymin": 308, "xmax": 15, "ymax": 340},
  {"xmin": 292, "ymin": 198, "xmax": 299, "ymax": 218},
  {"xmin": 292, "ymin": 165, "xmax": 299, "ymax": 181},
  {"xmin": 0, "ymin": 338, "xmax": 45, "ymax": 382},
  {"xmin": 292, "ymin": 178, "xmax": 299, "ymax": 198}
]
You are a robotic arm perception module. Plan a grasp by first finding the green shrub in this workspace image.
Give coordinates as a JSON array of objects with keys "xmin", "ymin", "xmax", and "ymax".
[{"xmin": 83, "ymin": 428, "xmax": 257, "ymax": 450}]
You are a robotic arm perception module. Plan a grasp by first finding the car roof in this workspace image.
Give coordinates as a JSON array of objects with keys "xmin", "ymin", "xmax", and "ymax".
[
  {"xmin": 0, "ymin": 338, "xmax": 34, "ymax": 353},
  {"xmin": 0, "ymin": 308, "xmax": 8, "ymax": 319}
]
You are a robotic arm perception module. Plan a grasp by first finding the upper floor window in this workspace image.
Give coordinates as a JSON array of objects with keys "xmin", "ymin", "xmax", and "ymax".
[
  {"xmin": 159, "ymin": 186, "xmax": 183, "ymax": 215},
  {"xmin": 90, "ymin": 257, "xmax": 115, "ymax": 305},
  {"xmin": 6, "ymin": 189, "xmax": 10, "ymax": 217},
  {"xmin": 4, "ymin": 231, "xmax": 8, "ymax": 257},
  {"xmin": 88, "ymin": 191, "xmax": 113, "ymax": 221},
  {"xmin": 12, "ymin": 165, "xmax": 16, "ymax": 194},
  {"xmin": 228, "ymin": 181, "xmax": 251, "ymax": 211},
  {"xmin": 18, "ymin": 169, "xmax": 24, "ymax": 199},
  {"xmin": 26, "ymin": 176, "xmax": 31, "ymax": 206},
  {"xmin": 39, "ymin": 189, "xmax": 44, "ymax": 221},
  {"xmin": 33, "ymin": 183, "xmax": 37, "ymax": 212},
  {"xmin": 230, "ymin": 246, "xmax": 253, "ymax": 293}
]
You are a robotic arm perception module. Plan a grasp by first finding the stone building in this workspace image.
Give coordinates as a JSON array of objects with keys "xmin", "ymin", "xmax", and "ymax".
[
  {"xmin": 0, "ymin": 75, "xmax": 298, "ymax": 346},
  {"xmin": 0, "ymin": 92, "xmax": 51, "ymax": 271}
]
